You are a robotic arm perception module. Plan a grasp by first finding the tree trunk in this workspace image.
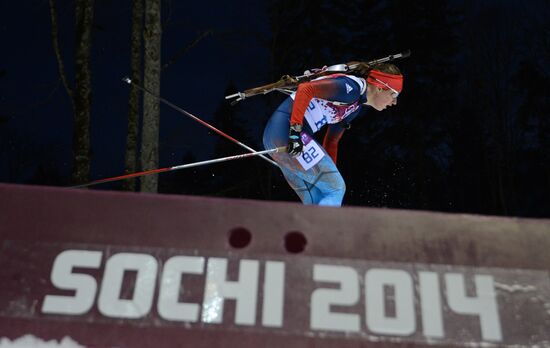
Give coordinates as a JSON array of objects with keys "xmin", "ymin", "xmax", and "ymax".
[
  {"xmin": 140, "ymin": 0, "xmax": 161, "ymax": 193},
  {"xmin": 48, "ymin": 0, "xmax": 94, "ymax": 186},
  {"xmin": 71, "ymin": 0, "xmax": 94, "ymax": 185},
  {"xmin": 123, "ymin": 0, "xmax": 144, "ymax": 191}
]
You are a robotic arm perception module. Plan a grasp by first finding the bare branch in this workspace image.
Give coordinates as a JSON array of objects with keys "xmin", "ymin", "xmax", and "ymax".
[
  {"xmin": 48, "ymin": 0, "xmax": 74, "ymax": 102},
  {"xmin": 161, "ymin": 30, "xmax": 213, "ymax": 71}
]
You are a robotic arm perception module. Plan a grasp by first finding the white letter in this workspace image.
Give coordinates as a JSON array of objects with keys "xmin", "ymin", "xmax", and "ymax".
[
  {"xmin": 445, "ymin": 273, "xmax": 502, "ymax": 341},
  {"xmin": 158, "ymin": 256, "xmax": 205, "ymax": 322},
  {"xmin": 366, "ymin": 269, "xmax": 416, "ymax": 335},
  {"xmin": 310, "ymin": 265, "xmax": 360, "ymax": 332},
  {"xmin": 262, "ymin": 261, "xmax": 285, "ymax": 327},
  {"xmin": 98, "ymin": 253, "xmax": 158, "ymax": 319},
  {"xmin": 419, "ymin": 271, "xmax": 444, "ymax": 338},
  {"xmin": 201, "ymin": 258, "xmax": 259, "ymax": 325},
  {"xmin": 42, "ymin": 250, "xmax": 102, "ymax": 315}
]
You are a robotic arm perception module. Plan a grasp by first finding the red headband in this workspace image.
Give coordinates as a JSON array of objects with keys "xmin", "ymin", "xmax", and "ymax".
[{"xmin": 367, "ymin": 69, "xmax": 403, "ymax": 93}]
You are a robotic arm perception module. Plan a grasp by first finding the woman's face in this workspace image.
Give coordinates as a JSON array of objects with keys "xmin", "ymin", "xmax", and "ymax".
[{"xmin": 366, "ymin": 85, "xmax": 398, "ymax": 111}]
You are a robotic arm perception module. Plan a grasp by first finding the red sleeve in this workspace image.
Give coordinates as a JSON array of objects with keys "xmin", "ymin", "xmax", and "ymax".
[
  {"xmin": 290, "ymin": 79, "xmax": 342, "ymax": 125},
  {"xmin": 322, "ymin": 124, "xmax": 346, "ymax": 164}
]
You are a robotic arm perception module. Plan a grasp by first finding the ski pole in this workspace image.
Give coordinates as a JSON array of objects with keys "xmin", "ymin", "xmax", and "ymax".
[
  {"xmin": 122, "ymin": 77, "xmax": 279, "ymax": 167},
  {"xmin": 70, "ymin": 146, "xmax": 287, "ymax": 189}
]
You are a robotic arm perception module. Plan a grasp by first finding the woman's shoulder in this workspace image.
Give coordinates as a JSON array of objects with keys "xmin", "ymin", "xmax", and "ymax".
[
  {"xmin": 315, "ymin": 74, "xmax": 366, "ymax": 93},
  {"xmin": 340, "ymin": 75, "xmax": 367, "ymax": 95},
  {"xmin": 319, "ymin": 74, "xmax": 367, "ymax": 95}
]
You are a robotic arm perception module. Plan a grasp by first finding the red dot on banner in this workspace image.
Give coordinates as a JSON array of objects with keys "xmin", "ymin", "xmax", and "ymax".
[
  {"xmin": 228, "ymin": 227, "xmax": 252, "ymax": 249},
  {"xmin": 284, "ymin": 231, "xmax": 307, "ymax": 253}
]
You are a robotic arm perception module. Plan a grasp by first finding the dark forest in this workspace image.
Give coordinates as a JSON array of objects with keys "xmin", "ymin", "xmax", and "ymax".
[{"xmin": 1, "ymin": 0, "xmax": 548, "ymax": 218}]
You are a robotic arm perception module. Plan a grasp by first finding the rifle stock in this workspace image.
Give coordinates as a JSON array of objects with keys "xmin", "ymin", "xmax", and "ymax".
[{"xmin": 225, "ymin": 50, "xmax": 410, "ymax": 104}]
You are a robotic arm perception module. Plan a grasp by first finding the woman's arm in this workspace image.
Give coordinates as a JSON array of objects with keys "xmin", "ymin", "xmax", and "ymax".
[
  {"xmin": 290, "ymin": 76, "xmax": 362, "ymax": 126},
  {"xmin": 323, "ymin": 123, "xmax": 346, "ymax": 164}
]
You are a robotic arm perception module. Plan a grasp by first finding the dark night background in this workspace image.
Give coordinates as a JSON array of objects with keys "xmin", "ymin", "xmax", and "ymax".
[{"xmin": 1, "ymin": 0, "xmax": 548, "ymax": 218}]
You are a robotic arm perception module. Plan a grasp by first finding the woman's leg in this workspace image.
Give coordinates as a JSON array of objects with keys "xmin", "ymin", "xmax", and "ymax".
[{"xmin": 263, "ymin": 104, "xmax": 346, "ymax": 206}]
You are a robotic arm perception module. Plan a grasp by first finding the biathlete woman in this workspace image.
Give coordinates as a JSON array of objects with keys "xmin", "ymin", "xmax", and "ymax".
[{"xmin": 262, "ymin": 63, "xmax": 403, "ymax": 206}]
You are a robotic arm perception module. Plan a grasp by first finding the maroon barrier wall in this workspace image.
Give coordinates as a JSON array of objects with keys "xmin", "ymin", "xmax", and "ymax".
[{"xmin": 0, "ymin": 183, "xmax": 549, "ymax": 347}]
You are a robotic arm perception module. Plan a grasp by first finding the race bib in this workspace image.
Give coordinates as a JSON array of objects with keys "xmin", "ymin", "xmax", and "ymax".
[{"xmin": 297, "ymin": 132, "xmax": 325, "ymax": 170}]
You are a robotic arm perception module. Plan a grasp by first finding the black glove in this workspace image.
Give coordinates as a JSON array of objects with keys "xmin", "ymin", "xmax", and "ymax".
[{"xmin": 287, "ymin": 124, "xmax": 304, "ymax": 157}]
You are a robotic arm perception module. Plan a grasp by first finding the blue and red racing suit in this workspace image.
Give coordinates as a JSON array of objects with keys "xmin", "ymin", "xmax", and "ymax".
[{"xmin": 263, "ymin": 74, "xmax": 368, "ymax": 206}]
